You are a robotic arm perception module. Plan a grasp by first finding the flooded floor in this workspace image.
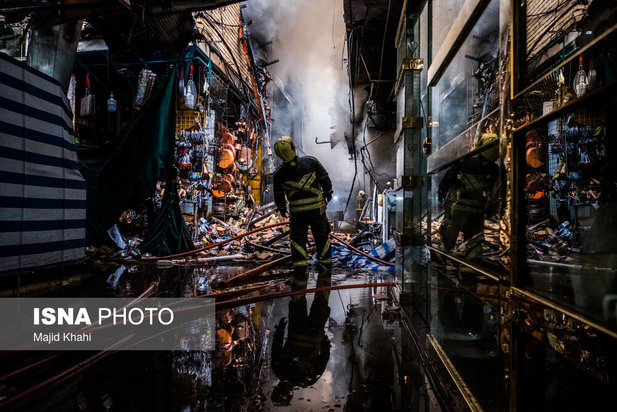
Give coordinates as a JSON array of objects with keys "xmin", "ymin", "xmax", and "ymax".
[{"xmin": 0, "ymin": 261, "xmax": 442, "ymax": 411}]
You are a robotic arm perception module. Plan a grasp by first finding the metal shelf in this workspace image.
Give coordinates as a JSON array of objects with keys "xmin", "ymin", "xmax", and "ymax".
[
  {"xmin": 513, "ymin": 22, "xmax": 617, "ymax": 100},
  {"xmin": 513, "ymin": 81, "xmax": 617, "ymax": 134}
]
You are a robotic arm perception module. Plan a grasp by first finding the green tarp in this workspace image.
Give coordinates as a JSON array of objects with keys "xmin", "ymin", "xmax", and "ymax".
[{"xmin": 77, "ymin": 69, "xmax": 193, "ymax": 255}]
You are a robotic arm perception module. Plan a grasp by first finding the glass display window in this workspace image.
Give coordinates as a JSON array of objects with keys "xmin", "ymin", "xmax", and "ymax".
[
  {"xmin": 512, "ymin": 33, "xmax": 617, "ymax": 331},
  {"xmin": 431, "ymin": 0, "xmax": 466, "ymax": 62},
  {"xmin": 428, "ymin": 264, "xmax": 502, "ymax": 411},
  {"xmin": 512, "ymin": 295, "xmax": 617, "ymax": 411},
  {"xmin": 430, "ymin": 0, "xmax": 500, "ymax": 152},
  {"xmin": 429, "ymin": 139, "xmax": 503, "ymax": 273}
]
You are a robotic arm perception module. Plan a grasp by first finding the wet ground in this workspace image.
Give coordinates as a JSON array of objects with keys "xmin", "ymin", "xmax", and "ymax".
[{"xmin": 0, "ymin": 260, "xmax": 442, "ymax": 411}]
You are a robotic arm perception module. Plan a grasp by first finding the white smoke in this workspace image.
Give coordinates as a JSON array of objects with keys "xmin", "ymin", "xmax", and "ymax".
[{"xmin": 244, "ymin": 0, "xmax": 358, "ymax": 215}]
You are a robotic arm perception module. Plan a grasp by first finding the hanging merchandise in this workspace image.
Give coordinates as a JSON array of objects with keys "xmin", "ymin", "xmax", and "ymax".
[
  {"xmin": 203, "ymin": 159, "xmax": 212, "ymax": 176},
  {"xmin": 135, "ymin": 69, "xmax": 157, "ymax": 108},
  {"xmin": 107, "ymin": 92, "xmax": 117, "ymax": 112},
  {"xmin": 179, "ymin": 66, "xmax": 185, "ymax": 96},
  {"xmin": 67, "ymin": 74, "xmax": 76, "ymax": 116},
  {"xmin": 238, "ymin": 146, "xmax": 252, "ymax": 165},
  {"xmin": 80, "ymin": 73, "xmax": 96, "ymax": 118},
  {"xmin": 180, "ymin": 148, "xmax": 192, "ymax": 168},
  {"xmin": 219, "ymin": 174, "xmax": 234, "ymax": 193},
  {"xmin": 236, "ymin": 145, "xmax": 253, "ymax": 172},
  {"xmin": 219, "ymin": 143, "xmax": 236, "ymax": 168},
  {"xmin": 184, "ymin": 65, "xmax": 197, "ymax": 109},
  {"xmin": 67, "ymin": 74, "xmax": 77, "ymax": 133},
  {"xmin": 573, "ymin": 56, "xmax": 589, "ymax": 98},
  {"xmin": 202, "ymin": 70, "xmax": 209, "ymax": 96},
  {"xmin": 588, "ymin": 58, "xmax": 597, "ymax": 91},
  {"xmin": 211, "ymin": 174, "xmax": 225, "ymax": 198},
  {"xmin": 221, "ymin": 131, "xmax": 235, "ymax": 146},
  {"xmin": 526, "ymin": 174, "xmax": 548, "ymax": 199},
  {"xmin": 525, "ymin": 129, "xmax": 543, "ymax": 168},
  {"xmin": 262, "ymin": 153, "xmax": 275, "ymax": 175}
]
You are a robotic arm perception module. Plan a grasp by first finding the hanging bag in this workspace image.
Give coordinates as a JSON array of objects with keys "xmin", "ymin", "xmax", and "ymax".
[{"xmin": 80, "ymin": 74, "xmax": 96, "ymax": 117}]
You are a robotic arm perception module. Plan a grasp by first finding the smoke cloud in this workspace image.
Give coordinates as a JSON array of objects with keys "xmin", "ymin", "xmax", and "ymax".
[{"xmin": 244, "ymin": 0, "xmax": 358, "ymax": 215}]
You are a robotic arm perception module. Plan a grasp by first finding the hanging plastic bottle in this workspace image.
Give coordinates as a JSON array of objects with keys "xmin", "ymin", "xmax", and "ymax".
[
  {"xmin": 262, "ymin": 154, "xmax": 275, "ymax": 176},
  {"xmin": 573, "ymin": 56, "xmax": 589, "ymax": 98},
  {"xmin": 107, "ymin": 92, "xmax": 117, "ymax": 112},
  {"xmin": 184, "ymin": 64, "xmax": 197, "ymax": 109}
]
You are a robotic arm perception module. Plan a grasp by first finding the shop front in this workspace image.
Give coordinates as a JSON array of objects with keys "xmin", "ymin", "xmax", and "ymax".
[{"xmin": 394, "ymin": 0, "xmax": 617, "ymax": 409}]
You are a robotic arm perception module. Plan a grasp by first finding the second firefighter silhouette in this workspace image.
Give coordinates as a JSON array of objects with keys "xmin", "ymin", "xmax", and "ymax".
[
  {"xmin": 437, "ymin": 134, "xmax": 499, "ymax": 251},
  {"xmin": 273, "ymin": 136, "xmax": 333, "ymax": 271}
]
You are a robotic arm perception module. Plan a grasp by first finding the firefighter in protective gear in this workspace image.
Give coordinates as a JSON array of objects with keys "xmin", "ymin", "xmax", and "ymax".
[
  {"xmin": 356, "ymin": 190, "xmax": 367, "ymax": 220},
  {"xmin": 273, "ymin": 136, "xmax": 333, "ymax": 271},
  {"xmin": 270, "ymin": 269, "xmax": 331, "ymax": 405},
  {"xmin": 437, "ymin": 133, "xmax": 499, "ymax": 251}
]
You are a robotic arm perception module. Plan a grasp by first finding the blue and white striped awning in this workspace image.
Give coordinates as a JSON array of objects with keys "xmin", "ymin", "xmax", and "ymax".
[{"xmin": 0, "ymin": 52, "xmax": 86, "ymax": 273}]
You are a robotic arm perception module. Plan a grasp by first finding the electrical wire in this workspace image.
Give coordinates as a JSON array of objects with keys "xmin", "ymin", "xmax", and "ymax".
[
  {"xmin": 198, "ymin": 13, "xmax": 253, "ymax": 105},
  {"xmin": 345, "ymin": 30, "xmax": 358, "ymax": 217},
  {"xmin": 331, "ymin": 0, "xmax": 336, "ymax": 50},
  {"xmin": 360, "ymin": 120, "xmax": 392, "ymax": 186},
  {"xmin": 526, "ymin": 0, "xmax": 568, "ymax": 18},
  {"xmin": 526, "ymin": 1, "xmax": 585, "ymax": 59}
]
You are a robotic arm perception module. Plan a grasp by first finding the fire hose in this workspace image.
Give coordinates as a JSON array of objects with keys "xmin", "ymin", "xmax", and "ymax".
[
  {"xmin": 0, "ymin": 281, "xmax": 393, "ymax": 408},
  {"xmin": 217, "ymin": 281, "xmax": 395, "ymax": 309}
]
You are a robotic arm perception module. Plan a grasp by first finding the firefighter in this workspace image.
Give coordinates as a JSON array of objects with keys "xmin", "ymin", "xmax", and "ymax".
[
  {"xmin": 437, "ymin": 134, "xmax": 499, "ymax": 251},
  {"xmin": 270, "ymin": 270, "xmax": 331, "ymax": 405},
  {"xmin": 273, "ymin": 136, "xmax": 333, "ymax": 272},
  {"xmin": 356, "ymin": 190, "xmax": 367, "ymax": 220}
]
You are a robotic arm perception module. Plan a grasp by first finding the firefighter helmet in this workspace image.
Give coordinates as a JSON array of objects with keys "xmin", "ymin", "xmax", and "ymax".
[
  {"xmin": 477, "ymin": 133, "xmax": 499, "ymax": 162},
  {"xmin": 273, "ymin": 136, "xmax": 297, "ymax": 163}
]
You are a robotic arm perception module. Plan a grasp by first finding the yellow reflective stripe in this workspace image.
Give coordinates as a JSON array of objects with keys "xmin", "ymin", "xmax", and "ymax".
[
  {"xmin": 318, "ymin": 258, "xmax": 332, "ymax": 264},
  {"xmin": 289, "ymin": 200, "xmax": 326, "ymax": 212},
  {"xmin": 284, "ymin": 172, "xmax": 316, "ymax": 189},
  {"xmin": 320, "ymin": 240, "xmax": 331, "ymax": 257},
  {"xmin": 293, "ymin": 260, "xmax": 308, "ymax": 267},
  {"xmin": 283, "ymin": 172, "xmax": 317, "ymax": 198},
  {"xmin": 305, "ymin": 187, "xmax": 322, "ymax": 196},
  {"xmin": 288, "ymin": 186, "xmax": 323, "ymax": 201},
  {"xmin": 289, "ymin": 194, "xmax": 323, "ymax": 206},
  {"xmin": 303, "ymin": 172, "xmax": 316, "ymax": 187},
  {"xmin": 291, "ymin": 240, "xmax": 307, "ymax": 258}
]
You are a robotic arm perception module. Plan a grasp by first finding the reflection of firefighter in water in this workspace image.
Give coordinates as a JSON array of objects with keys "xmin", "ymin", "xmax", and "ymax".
[
  {"xmin": 273, "ymin": 136, "xmax": 333, "ymax": 273},
  {"xmin": 271, "ymin": 270, "xmax": 332, "ymax": 406},
  {"xmin": 438, "ymin": 134, "xmax": 499, "ymax": 251}
]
